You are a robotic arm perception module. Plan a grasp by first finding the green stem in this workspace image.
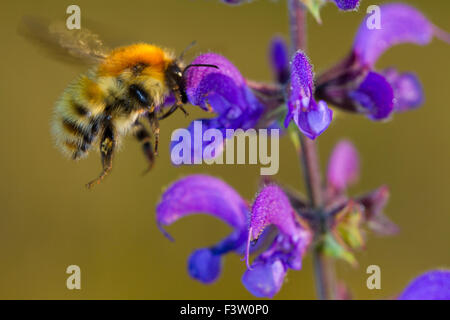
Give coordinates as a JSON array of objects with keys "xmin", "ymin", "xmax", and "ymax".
[{"xmin": 287, "ymin": 0, "xmax": 336, "ymax": 300}]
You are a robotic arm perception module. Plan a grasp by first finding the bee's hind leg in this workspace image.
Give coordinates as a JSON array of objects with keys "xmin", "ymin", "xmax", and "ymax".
[
  {"xmin": 86, "ymin": 122, "xmax": 116, "ymax": 189},
  {"xmin": 147, "ymin": 112, "xmax": 159, "ymax": 155},
  {"xmin": 133, "ymin": 120, "xmax": 155, "ymax": 175}
]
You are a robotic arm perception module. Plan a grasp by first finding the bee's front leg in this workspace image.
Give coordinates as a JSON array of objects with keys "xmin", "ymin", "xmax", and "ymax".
[
  {"xmin": 86, "ymin": 122, "xmax": 116, "ymax": 189},
  {"xmin": 158, "ymin": 100, "xmax": 188, "ymax": 120}
]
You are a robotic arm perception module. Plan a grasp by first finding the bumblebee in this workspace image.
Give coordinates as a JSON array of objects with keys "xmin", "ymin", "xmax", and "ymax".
[{"xmin": 21, "ymin": 17, "xmax": 216, "ymax": 188}]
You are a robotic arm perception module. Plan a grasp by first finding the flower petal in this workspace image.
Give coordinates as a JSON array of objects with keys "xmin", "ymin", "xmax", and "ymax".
[
  {"xmin": 332, "ymin": 0, "xmax": 360, "ymax": 11},
  {"xmin": 287, "ymin": 50, "xmax": 333, "ymax": 139},
  {"xmin": 185, "ymin": 53, "xmax": 246, "ymax": 109},
  {"xmin": 249, "ymin": 185, "xmax": 299, "ymax": 240},
  {"xmin": 269, "ymin": 36, "xmax": 289, "ymax": 84},
  {"xmin": 382, "ymin": 68, "xmax": 424, "ymax": 112},
  {"xmin": 242, "ymin": 259, "xmax": 286, "ymax": 298},
  {"xmin": 354, "ymin": 4, "xmax": 438, "ymax": 67},
  {"xmin": 179, "ymin": 54, "xmax": 264, "ymax": 161},
  {"xmin": 399, "ymin": 270, "xmax": 450, "ymax": 300},
  {"xmin": 156, "ymin": 175, "xmax": 248, "ymax": 239},
  {"xmin": 294, "ymin": 100, "xmax": 333, "ymax": 140},
  {"xmin": 246, "ymin": 185, "xmax": 312, "ymax": 273},
  {"xmin": 327, "ymin": 140, "xmax": 360, "ymax": 192},
  {"xmin": 349, "ymin": 72, "xmax": 394, "ymax": 120},
  {"xmin": 188, "ymin": 249, "xmax": 222, "ymax": 284}
]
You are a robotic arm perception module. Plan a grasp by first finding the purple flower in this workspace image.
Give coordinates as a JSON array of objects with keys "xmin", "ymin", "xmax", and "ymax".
[
  {"xmin": 174, "ymin": 53, "xmax": 264, "ymax": 162},
  {"xmin": 156, "ymin": 175, "xmax": 249, "ymax": 283},
  {"xmin": 399, "ymin": 270, "xmax": 450, "ymax": 300},
  {"xmin": 243, "ymin": 185, "xmax": 311, "ymax": 297},
  {"xmin": 382, "ymin": 68, "xmax": 424, "ymax": 112},
  {"xmin": 156, "ymin": 176, "xmax": 311, "ymax": 297},
  {"xmin": 316, "ymin": 3, "xmax": 450, "ymax": 120},
  {"xmin": 286, "ymin": 51, "xmax": 333, "ymax": 139}
]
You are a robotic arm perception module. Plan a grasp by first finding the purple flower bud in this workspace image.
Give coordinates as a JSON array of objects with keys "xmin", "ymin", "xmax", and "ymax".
[
  {"xmin": 382, "ymin": 68, "xmax": 424, "ymax": 112},
  {"xmin": 399, "ymin": 270, "xmax": 450, "ymax": 300},
  {"xmin": 332, "ymin": 0, "xmax": 360, "ymax": 11},
  {"xmin": 242, "ymin": 259, "xmax": 287, "ymax": 298},
  {"xmin": 327, "ymin": 140, "xmax": 360, "ymax": 192},
  {"xmin": 269, "ymin": 36, "xmax": 290, "ymax": 84},
  {"xmin": 286, "ymin": 50, "xmax": 333, "ymax": 139}
]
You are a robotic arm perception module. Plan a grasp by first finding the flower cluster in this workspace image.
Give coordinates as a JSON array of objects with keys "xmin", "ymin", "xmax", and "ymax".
[
  {"xmin": 153, "ymin": 1, "xmax": 450, "ymax": 299},
  {"xmin": 155, "ymin": 141, "xmax": 449, "ymax": 297}
]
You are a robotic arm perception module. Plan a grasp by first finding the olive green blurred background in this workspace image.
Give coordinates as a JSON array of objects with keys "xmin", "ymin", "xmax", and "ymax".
[{"xmin": 0, "ymin": 0, "xmax": 449, "ymax": 299}]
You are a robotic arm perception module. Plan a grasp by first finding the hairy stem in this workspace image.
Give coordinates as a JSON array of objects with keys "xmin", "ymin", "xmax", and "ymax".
[{"xmin": 288, "ymin": 0, "xmax": 335, "ymax": 300}]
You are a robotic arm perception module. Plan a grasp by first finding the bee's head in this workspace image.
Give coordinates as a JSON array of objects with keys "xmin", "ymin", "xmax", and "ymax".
[
  {"xmin": 166, "ymin": 61, "xmax": 219, "ymax": 105},
  {"xmin": 166, "ymin": 61, "xmax": 188, "ymax": 104}
]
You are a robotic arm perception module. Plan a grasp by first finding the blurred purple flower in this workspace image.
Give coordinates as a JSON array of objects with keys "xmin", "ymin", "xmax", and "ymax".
[
  {"xmin": 316, "ymin": 3, "xmax": 450, "ymax": 120},
  {"xmin": 220, "ymin": 0, "xmax": 251, "ymax": 4},
  {"xmin": 157, "ymin": 176, "xmax": 311, "ymax": 297},
  {"xmin": 269, "ymin": 36, "xmax": 290, "ymax": 84},
  {"xmin": 286, "ymin": 50, "xmax": 333, "ymax": 139},
  {"xmin": 327, "ymin": 140, "xmax": 359, "ymax": 193},
  {"xmin": 399, "ymin": 270, "xmax": 450, "ymax": 300},
  {"xmin": 244, "ymin": 185, "xmax": 311, "ymax": 297}
]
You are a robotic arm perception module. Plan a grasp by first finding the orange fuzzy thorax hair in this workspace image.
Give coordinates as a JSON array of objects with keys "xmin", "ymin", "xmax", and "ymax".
[{"xmin": 97, "ymin": 43, "xmax": 174, "ymax": 80}]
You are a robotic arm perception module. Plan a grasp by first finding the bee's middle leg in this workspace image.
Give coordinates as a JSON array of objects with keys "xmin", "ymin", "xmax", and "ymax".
[
  {"xmin": 133, "ymin": 121, "xmax": 155, "ymax": 174},
  {"xmin": 86, "ymin": 122, "xmax": 116, "ymax": 189}
]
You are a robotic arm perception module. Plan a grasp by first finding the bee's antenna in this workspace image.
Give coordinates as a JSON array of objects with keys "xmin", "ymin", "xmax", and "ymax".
[
  {"xmin": 182, "ymin": 64, "xmax": 219, "ymax": 77},
  {"xmin": 178, "ymin": 40, "xmax": 197, "ymax": 61}
]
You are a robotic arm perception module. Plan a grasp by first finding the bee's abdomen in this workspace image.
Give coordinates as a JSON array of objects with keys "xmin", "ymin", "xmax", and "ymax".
[{"xmin": 52, "ymin": 74, "xmax": 104, "ymax": 159}]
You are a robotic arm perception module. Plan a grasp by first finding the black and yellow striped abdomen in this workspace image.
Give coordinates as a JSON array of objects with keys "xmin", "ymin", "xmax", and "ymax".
[{"xmin": 52, "ymin": 70, "xmax": 106, "ymax": 159}]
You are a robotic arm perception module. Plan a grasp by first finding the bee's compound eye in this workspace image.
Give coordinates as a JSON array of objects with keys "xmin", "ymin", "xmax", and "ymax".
[{"xmin": 129, "ymin": 84, "xmax": 149, "ymax": 106}]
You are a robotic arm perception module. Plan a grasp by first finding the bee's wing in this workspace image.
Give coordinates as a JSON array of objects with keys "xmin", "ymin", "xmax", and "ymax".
[{"xmin": 19, "ymin": 16, "xmax": 110, "ymax": 65}]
